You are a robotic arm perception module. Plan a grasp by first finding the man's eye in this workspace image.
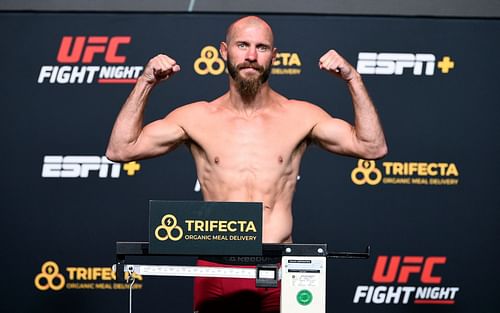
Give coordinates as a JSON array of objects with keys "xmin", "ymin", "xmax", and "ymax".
[
  {"xmin": 237, "ymin": 43, "xmax": 246, "ymax": 49},
  {"xmin": 258, "ymin": 46, "xmax": 268, "ymax": 52}
]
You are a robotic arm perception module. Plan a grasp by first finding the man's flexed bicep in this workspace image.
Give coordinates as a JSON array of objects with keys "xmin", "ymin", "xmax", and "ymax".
[
  {"xmin": 106, "ymin": 53, "xmax": 185, "ymax": 162},
  {"xmin": 311, "ymin": 116, "xmax": 372, "ymax": 158},
  {"xmin": 313, "ymin": 49, "xmax": 388, "ymax": 160},
  {"xmin": 123, "ymin": 111, "xmax": 189, "ymax": 161}
]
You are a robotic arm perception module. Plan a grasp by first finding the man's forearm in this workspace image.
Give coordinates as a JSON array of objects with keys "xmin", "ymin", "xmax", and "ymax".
[
  {"xmin": 347, "ymin": 74, "xmax": 387, "ymax": 159},
  {"xmin": 106, "ymin": 77, "xmax": 155, "ymax": 161}
]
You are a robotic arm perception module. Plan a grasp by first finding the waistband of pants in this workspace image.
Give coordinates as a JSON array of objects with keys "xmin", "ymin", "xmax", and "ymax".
[{"xmin": 198, "ymin": 255, "xmax": 281, "ymax": 266}]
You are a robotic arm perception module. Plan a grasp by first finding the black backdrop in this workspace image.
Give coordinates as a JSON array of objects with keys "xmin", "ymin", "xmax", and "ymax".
[{"xmin": 1, "ymin": 12, "xmax": 499, "ymax": 313}]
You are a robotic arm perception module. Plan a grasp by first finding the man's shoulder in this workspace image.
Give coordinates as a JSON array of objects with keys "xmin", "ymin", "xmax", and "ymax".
[
  {"xmin": 279, "ymin": 98, "xmax": 327, "ymax": 116},
  {"xmin": 180, "ymin": 94, "xmax": 228, "ymax": 112},
  {"xmin": 180, "ymin": 100, "xmax": 210, "ymax": 109},
  {"xmin": 166, "ymin": 96, "xmax": 228, "ymax": 125},
  {"xmin": 171, "ymin": 100, "xmax": 212, "ymax": 115}
]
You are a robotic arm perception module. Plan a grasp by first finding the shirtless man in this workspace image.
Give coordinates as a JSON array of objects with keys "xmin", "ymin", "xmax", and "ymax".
[{"xmin": 106, "ymin": 15, "xmax": 387, "ymax": 313}]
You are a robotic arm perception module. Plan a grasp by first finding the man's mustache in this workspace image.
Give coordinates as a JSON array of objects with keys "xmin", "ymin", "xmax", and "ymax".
[{"xmin": 236, "ymin": 62, "xmax": 264, "ymax": 73}]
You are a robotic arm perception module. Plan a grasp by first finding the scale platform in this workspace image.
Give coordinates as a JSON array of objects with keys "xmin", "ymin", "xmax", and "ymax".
[{"xmin": 114, "ymin": 241, "xmax": 369, "ymax": 313}]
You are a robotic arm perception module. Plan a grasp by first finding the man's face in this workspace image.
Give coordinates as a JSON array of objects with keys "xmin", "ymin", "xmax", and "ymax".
[
  {"xmin": 226, "ymin": 47, "xmax": 273, "ymax": 98},
  {"xmin": 221, "ymin": 20, "xmax": 276, "ymax": 98}
]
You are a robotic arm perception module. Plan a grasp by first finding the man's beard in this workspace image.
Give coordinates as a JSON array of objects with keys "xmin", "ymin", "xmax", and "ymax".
[{"xmin": 227, "ymin": 59, "xmax": 272, "ymax": 102}]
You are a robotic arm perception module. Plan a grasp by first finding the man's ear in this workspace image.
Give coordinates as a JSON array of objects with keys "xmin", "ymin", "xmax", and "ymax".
[{"xmin": 220, "ymin": 42, "xmax": 228, "ymax": 61}]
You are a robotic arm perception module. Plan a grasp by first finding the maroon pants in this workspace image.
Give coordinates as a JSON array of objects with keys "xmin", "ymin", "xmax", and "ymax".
[{"xmin": 193, "ymin": 259, "xmax": 280, "ymax": 313}]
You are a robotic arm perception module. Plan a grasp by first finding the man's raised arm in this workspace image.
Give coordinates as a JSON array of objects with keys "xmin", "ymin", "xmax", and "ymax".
[
  {"xmin": 311, "ymin": 49, "xmax": 388, "ymax": 160},
  {"xmin": 106, "ymin": 54, "xmax": 187, "ymax": 162}
]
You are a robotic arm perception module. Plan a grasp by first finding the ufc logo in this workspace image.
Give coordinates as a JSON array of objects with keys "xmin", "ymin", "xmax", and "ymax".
[
  {"xmin": 372, "ymin": 256, "xmax": 446, "ymax": 284},
  {"xmin": 56, "ymin": 36, "xmax": 131, "ymax": 64}
]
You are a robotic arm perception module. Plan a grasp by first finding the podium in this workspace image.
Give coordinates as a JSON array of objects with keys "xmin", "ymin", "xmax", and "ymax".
[{"xmin": 113, "ymin": 201, "xmax": 369, "ymax": 313}]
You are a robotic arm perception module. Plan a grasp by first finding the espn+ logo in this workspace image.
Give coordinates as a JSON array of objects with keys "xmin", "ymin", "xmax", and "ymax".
[
  {"xmin": 38, "ymin": 36, "xmax": 143, "ymax": 84},
  {"xmin": 357, "ymin": 52, "xmax": 455, "ymax": 76},
  {"xmin": 353, "ymin": 255, "xmax": 459, "ymax": 305},
  {"xmin": 41, "ymin": 155, "xmax": 141, "ymax": 178},
  {"xmin": 193, "ymin": 45, "xmax": 302, "ymax": 76}
]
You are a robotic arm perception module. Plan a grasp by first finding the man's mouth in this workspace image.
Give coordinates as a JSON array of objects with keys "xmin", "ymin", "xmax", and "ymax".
[
  {"xmin": 237, "ymin": 63, "xmax": 263, "ymax": 73},
  {"xmin": 240, "ymin": 67, "xmax": 258, "ymax": 72}
]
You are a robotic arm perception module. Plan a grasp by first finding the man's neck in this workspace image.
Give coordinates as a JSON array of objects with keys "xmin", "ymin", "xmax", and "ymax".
[{"xmin": 227, "ymin": 82, "xmax": 272, "ymax": 115}]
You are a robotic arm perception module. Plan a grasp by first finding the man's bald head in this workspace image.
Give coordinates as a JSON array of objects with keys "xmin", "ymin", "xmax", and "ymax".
[{"xmin": 225, "ymin": 16, "xmax": 274, "ymax": 46}]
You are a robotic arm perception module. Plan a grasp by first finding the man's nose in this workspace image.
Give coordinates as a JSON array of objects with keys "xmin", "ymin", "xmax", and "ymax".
[{"xmin": 245, "ymin": 47, "xmax": 257, "ymax": 61}]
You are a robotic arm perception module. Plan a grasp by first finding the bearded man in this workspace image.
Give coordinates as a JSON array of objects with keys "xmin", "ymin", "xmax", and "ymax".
[{"xmin": 106, "ymin": 15, "xmax": 387, "ymax": 313}]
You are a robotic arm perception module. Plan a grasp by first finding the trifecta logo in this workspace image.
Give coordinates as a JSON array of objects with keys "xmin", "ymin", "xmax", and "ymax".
[
  {"xmin": 34, "ymin": 260, "xmax": 142, "ymax": 291},
  {"xmin": 351, "ymin": 159, "xmax": 459, "ymax": 186},
  {"xmin": 271, "ymin": 52, "xmax": 302, "ymax": 75},
  {"xmin": 193, "ymin": 45, "xmax": 302, "ymax": 76},
  {"xmin": 37, "ymin": 36, "xmax": 143, "ymax": 84},
  {"xmin": 155, "ymin": 213, "xmax": 258, "ymax": 242},
  {"xmin": 41, "ymin": 155, "xmax": 141, "ymax": 178}
]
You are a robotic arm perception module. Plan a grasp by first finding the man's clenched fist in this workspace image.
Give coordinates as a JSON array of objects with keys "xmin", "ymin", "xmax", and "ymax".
[
  {"xmin": 318, "ymin": 49, "xmax": 359, "ymax": 82},
  {"xmin": 142, "ymin": 54, "xmax": 181, "ymax": 84}
]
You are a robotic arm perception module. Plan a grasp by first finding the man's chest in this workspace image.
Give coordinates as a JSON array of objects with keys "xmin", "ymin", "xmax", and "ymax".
[{"xmin": 187, "ymin": 113, "xmax": 311, "ymax": 155}]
